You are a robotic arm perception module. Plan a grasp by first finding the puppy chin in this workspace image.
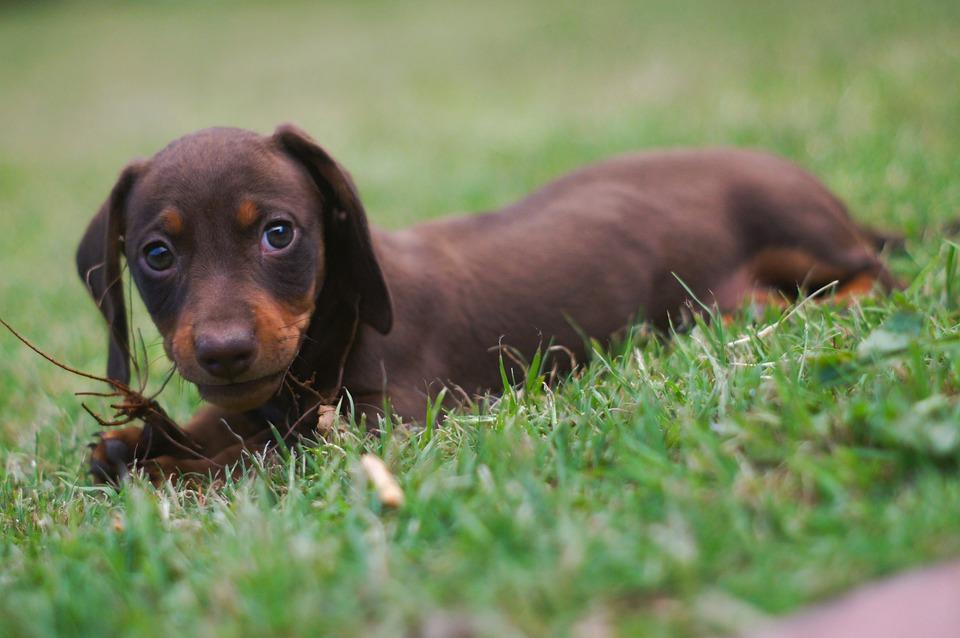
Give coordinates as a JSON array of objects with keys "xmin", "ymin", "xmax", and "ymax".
[{"xmin": 196, "ymin": 373, "xmax": 285, "ymax": 412}]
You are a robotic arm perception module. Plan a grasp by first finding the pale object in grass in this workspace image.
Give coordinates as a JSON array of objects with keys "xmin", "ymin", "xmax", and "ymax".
[
  {"xmin": 316, "ymin": 403, "xmax": 339, "ymax": 434},
  {"xmin": 361, "ymin": 453, "xmax": 405, "ymax": 508}
]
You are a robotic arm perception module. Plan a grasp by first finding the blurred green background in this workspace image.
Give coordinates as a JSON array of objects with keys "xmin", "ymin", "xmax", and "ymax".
[
  {"xmin": 3, "ymin": 0, "xmax": 951, "ymax": 428},
  {"xmin": 2, "ymin": 2, "xmax": 957, "ymax": 422},
  {"xmin": 1, "ymin": 1, "xmax": 959, "ymax": 635}
]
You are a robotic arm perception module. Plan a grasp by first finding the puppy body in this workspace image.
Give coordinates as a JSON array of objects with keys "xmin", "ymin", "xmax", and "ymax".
[
  {"xmin": 347, "ymin": 150, "xmax": 891, "ymax": 418},
  {"xmin": 79, "ymin": 126, "xmax": 893, "ymax": 481}
]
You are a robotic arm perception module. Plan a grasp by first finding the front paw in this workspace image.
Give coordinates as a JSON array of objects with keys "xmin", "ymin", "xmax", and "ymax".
[{"xmin": 88, "ymin": 426, "xmax": 143, "ymax": 485}]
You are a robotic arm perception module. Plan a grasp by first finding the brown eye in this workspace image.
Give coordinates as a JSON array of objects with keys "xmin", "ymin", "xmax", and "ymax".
[
  {"xmin": 262, "ymin": 221, "xmax": 294, "ymax": 251},
  {"xmin": 143, "ymin": 241, "xmax": 174, "ymax": 271}
]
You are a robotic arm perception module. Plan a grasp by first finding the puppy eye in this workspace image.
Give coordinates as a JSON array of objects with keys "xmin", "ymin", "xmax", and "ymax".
[
  {"xmin": 143, "ymin": 241, "xmax": 174, "ymax": 271},
  {"xmin": 262, "ymin": 221, "xmax": 294, "ymax": 251}
]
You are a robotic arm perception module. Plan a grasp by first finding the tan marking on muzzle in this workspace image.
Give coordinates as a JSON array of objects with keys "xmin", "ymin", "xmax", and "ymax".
[
  {"xmin": 165, "ymin": 308, "xmax": 195, "ymax": 370},
  {"xmin": 248, "ymin": 287, "xmax": 316, "ymax": 372},
  {"xmin": 163, "ymin": 288, "xmax": 315, "ymax": 386}
]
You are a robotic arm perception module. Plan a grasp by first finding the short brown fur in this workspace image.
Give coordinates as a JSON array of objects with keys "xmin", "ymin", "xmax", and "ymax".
[{"xmin": 76, "ymin": 124, "xmax": 899, "ymax": 483}]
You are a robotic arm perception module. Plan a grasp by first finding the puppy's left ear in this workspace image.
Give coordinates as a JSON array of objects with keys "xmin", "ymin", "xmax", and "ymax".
[{"xmin": 273, "ymin": 123, "xmax": 392, "ymax": 334}]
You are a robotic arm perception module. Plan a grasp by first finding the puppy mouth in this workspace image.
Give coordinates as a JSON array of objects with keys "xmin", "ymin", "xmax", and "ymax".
[{"xmin": 195, "ymin": 371, "xmax": 286, "ymax": 410}]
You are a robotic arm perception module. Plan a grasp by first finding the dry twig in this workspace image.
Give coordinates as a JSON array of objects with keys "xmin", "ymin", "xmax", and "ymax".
[{"xmin": 0, "ymin": 316, "xmax": 202, "ymax": 458}]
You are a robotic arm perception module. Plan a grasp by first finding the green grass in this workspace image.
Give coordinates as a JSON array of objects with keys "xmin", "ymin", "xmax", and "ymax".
[{"xmin": 2, "ymin": 0, "xmax": 960, "ymax": 635}]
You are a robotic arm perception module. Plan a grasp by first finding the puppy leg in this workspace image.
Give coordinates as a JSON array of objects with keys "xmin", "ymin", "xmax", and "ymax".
[
  {"xmin": 720, "ymin": 287, "xmax": 791, "ymax": 326},
  {"xmin": 146, "ymin": 405, "xmax": 354, "ymax": 484},
  {"xmin": 745, "ymin": 242, "xmax": 898, "ymax": 301},
  {"xmin": 831, "ymin": 272, "xmax": 887, "ymax": 303},
  {"xmin": 177, "ymin": 406, "xmax": 264, "ymax": 454},
  {"xmin": 88, "ymin": 406, "xmax": 265, "ymax": 485},
  {"xmin": 714, "ymin": 238, "xmax": 896, "ymax": 321},
  {"xmin": 89, "ymin": 426, "xmax": 145, "ymax": 484},
  {"xmin": 144, "ymin": 439, "xmax": 268, "ymax": 484}
]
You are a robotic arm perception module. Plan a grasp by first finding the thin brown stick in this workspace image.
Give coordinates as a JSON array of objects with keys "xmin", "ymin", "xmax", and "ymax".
[
  {"xmin": 1, "ymin": 315, "xmax": 205, "ymax": 459},
  {"xmin": 0, "ymin": 316, "xmax": 125, "ymax": 389}
]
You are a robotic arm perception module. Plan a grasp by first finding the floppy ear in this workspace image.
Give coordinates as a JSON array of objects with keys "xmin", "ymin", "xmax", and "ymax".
[
  {"xmin": 76, "ymin": 162, "xmax": 145, "ymax": 385},
  {"xmin": 273, "ymin": 123, "xmax": 392, "ymax": 334}
]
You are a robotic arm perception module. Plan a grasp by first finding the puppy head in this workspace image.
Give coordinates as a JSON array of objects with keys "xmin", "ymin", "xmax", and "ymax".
[{"xmin": 76, "ymin": 125, "xmax": 392, "ymax": 411}]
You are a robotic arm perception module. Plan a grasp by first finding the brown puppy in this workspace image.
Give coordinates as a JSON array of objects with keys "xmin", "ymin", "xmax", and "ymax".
[{"xmin": 79, "ymin": 124, "xmax": 895, "ymax": 482}]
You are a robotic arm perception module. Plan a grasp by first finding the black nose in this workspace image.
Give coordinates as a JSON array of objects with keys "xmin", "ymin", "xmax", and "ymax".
[{"xmin": 194, "ymin": 330, "xmax": 257, "ymax": 379}]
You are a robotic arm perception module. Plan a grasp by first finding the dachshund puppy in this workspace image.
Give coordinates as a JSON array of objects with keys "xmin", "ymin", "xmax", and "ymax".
[{"xmin": 78, "ymin": 124, "xmax": 895, "ymax": 482}]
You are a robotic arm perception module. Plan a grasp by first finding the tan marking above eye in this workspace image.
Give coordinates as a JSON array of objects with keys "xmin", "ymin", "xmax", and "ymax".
[
  {"xmin": 159, "ymin": 208, "xmax": 184, "ymax": 235},
  {"xmin": 236, "ymin": 200, "xmax": 259, "ymax": 229}
]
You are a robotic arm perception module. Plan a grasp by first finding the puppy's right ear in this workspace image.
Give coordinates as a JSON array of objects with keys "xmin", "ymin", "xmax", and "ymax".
[{"xmin": 76, "ymin": 161, "xmax": 146, "ymax": 386}]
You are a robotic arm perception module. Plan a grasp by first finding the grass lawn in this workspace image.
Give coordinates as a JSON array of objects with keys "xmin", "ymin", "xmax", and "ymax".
[{"xmin": 2, "ymin": 0, "xmax": 960, "ymax": 635}]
